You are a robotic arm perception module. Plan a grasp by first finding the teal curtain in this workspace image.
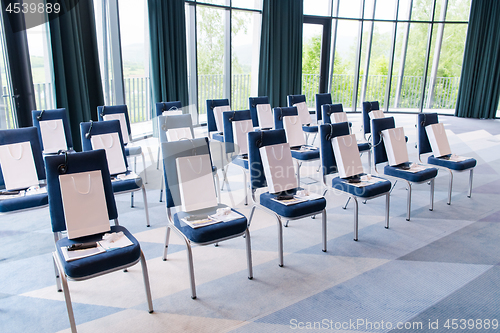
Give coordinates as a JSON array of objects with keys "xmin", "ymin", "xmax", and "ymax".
[
  {"xmin": 455, "ymin": 0, "xmax": 500, "ymax": 119},
  {"xmin": 148, "ymin": 0, "xmax": 189, "ymax": 114},
  {"xmin": 258, "ymin": 0, "xmax": 303, "ymax": 108},
  {"xmin": 48, "ymin": 0, "xmax": 104, "ymax": 151}
]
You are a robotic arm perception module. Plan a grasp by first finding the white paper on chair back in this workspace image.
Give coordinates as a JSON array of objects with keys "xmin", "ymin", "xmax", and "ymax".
[
  {"xmin": 166, "ymin": 127, "xmax": 193, "ymax": 142},
  {"xmin": 256, "ymin": 104, "xmax": 274, "ymax": 129},
  {"xmin": 232, "ymin": 119, "xmax": 253, "ymax": 155},
  {"xmin": 103, "ymin": 113, "xmax": 129, "ymax": 144},
  {"xmin": 162, "ymin": 110, "xmax": 183, "ymax": 116},
  {"xmin": 382, "ymin": 127, "xmax": 409, "ymax": 166},
  {"xmin": 91, "ymin": 133, "xmax": 127, "ymax": 175},
  {"xmin": 293, "ymin": 102, "xmax": 312, "ymax": 125},
  {"xmin": 425, "ymin": 123, "xmax": 452, "ymax": 157},
  {"xmin": 332, "ymin": 134, "xmax": 364, "ymax": 178},
  {"xmin": 39, "ymin": 119, "xmax": 67, "ymax": 154},
  {"xmin": 214, "ymin": 105, "xmax": 231, "ymax": 133},
  {"xmin": 283, "ymin": 115, "xmax": 306, "ymax": 148},
  {"xmin": 330, "ymin": 112, "xmax": 349, "ymax": 124},
  {"xmin": 369, "ymin": 110, "xmax": 385, "ymax": 120},
  {"xmin": 0, "ymin": 142, "xmax": 39, "ymax": 190},
  {"xmin": 60, "ymin": 170, "xmax": 110, "ymax": 239},
  {"xmin": 260, "ymin": 143, "xmax": 297, "ymax": 193},
  {"xmin": 176, "ymin": 154, "xmax": 217, "ymax": 212}
]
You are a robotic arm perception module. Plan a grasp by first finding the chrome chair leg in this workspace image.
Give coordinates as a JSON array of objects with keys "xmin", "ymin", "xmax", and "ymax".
[
  {"xmin": 245, "ymin": 228, "xmax": 253, "ymax": 279},
  {"xmin": 353, "ymin": 197, "xmax": 359, "ymax": 241},
  {"xmin": 310, "ymin": 132, "xmax": 317, "ymax": 146},
  {"xmin": 185, "ymin": 240, "xmax": 197, "ymax": 299},
  {"xmin": 54, "ymin": 253, "xmax": 77, "ymax": 333},
  {"xmin": 390, "ymin": 180, "xmax": 398, "ymax": 193},
  {"xmin": 159, "ymin": 172, "xmax": 164, "ymax": 202},
  {"xmin": 385, "ymin": 193, "xmax": 390, "ymax": 229},
  {"xmin": 296, "ymin": 160, "xmax": 302, "ymax": 186},
  {"xmin": 343, "ymin": 197, "xmax": 351, "ymax": 209},
  {"xmin": 284, "ymin": 220, "xmax": 289, "ymax": 227},
  {"xmin": 468, "ymin": 169, "xmax": 474, "ymax": 198},
  {"xmin": 221, "ymin": 165, "xmax": 229, "ymax": 191},
  {"xmin": 141, "ymin": 151, "xmax": 148, "ymax": 184},
  {"xmin": 248, "ymin": 205, "xmax": 256, "ymax": 227},
  {"xmin": 142, "ymin": 185, "xmax": 150, "ymax": 227},
  {"xmin": 406, "ymin": 182, "xmax": 412, "ymax": 221},
  {"xmin": 53, "ymin": 255, "xmax": 62, "ymax": 292},
  {"xmin": 243, "ymin": 169, "xmax": 248, "ymax": 205},
  {"xmin": 447, "ymin": 169, "xmax": 453, "ymax": 205},
  {"xmin": 430, "ymin": 178, "xmax": 434, "ymax": 211},
  {"xmin": 162, "ymin": 226, "xmax": 171, "ymax": 260},
  {"xmin": 156, "ymin": 146, "xmax": 160, "ymax": 170},
  {"xmin": 214, "ymin": 172, "xmax": 221, "ymax": 204},
  {"xmin": 275, "ymin": 214, "xmax": 284, "ymax": 267},
  {"xmin": 367, "ymin": 149, "xmax": 372, "ymax": 174},
  {"xmin": 322, "ymin": 209, "xmax": 327, "ymax": 252},
  {"xmin": 139, "ymin": 251, "xmax": 154, "ymax": 313},
  {"xmin": 131, "ymin": 192, "xmax": 134, "ymax": 208}
]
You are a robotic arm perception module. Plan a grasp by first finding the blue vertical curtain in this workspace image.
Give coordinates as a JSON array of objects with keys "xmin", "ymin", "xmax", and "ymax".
[
  {"xmin": 258, "ymin": 0, "xmax": 303, "ymax": 108},
  {"xmin": 455, "ymin": 0, "xmax": 500, "ymax": 119},
  {"xmin": 148, "ymin": 0, "xmax": 189, "ymax": 114},
  {"xmin": 48, "ymin": 0, "xmax": 104, "ymax": 151}
]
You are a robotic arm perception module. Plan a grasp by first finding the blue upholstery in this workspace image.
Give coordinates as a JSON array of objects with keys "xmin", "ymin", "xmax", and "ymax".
[
  {"xmin": 173, "ymin": 205, "xmax": 247, "ymax": 243},
  {"xmin": 206, "ymin": 99, "xmax": 229, "ymax": 132},
  {"xmin": 358, "ymin": 142, "xmax": 370, "ymax": 152},
  {"xmin": 222, "ymin": 110, "xmax": 252, "ymax": 154},
  {"xmin": 427, "ymin": 155, "xmax": 477, "ymax": 170},
  {"xmin": 315, "ymin": 93, "xmax": 332, "ymax": 122},
  {"xmin": 231, "ymin": 155, "xmax": 249, "ymax": 169},
  {"xmin": 111, "ymin": 175, "xmax": 143, "ymax": 192},
  {"xmin": 248, "ymin": 96, "xmax": 269, "ymax": 128},
  {"xmin": 384, "ymin": 163, "xmax": 438, "ymax": 182},
  {"xmin": 212, "ymin": 133, "xmax": 224, "ymax": 142},
  {"xmin": 44, "ymin": 150, "xmax": 118, "ymax": 233},
  {"xmin": 55, "ymin": 225, "xmax": 140, "ymax": 279},
  {"xmin": 321, "ymin": 103, "xmax": 352, "ymax": 128},
  {"xmin": 32, "ymin": 108, "xmax": 74, "ymax": 150},
  {"xmin": 291, "ymin": 148, "xmax": 320, "ymax": 161},
  {"xmin": 371, "ymin": 117, "xmax": 396, "ymax": 165},
  {"xmin": 417, "ymin": 113, "xmax": 439, "ymax": 155},
  {"xmin": 274, "ymin": 107, "xmax": 298, "ymax": 130},
  {"xmin": 0, "ymin": 193, "xmax": 48, "ymax": 213},
  {"xmin": 287, "ymin": 94, "xmax": 306, "ymax": 106},
  {"xmin": 302, "ymin": 125, "xmax": 318, "ymax": 133},
  {"xmin": 362, "ymin": 101, "xmax": 380, "ymax": 135},
  {"xmin": 260, "ymin": 190, "xmax": 326, "ymax": 218},
  {"xmin": 158, "ymin": 114, "xmax": 194, "ymax": 143},
  {"xmin": 319, "ymin": 123, "xmax": 351, "ymax": 176},
  {"xmin": 331, "ymin": 175, "xmax": 391, "ymax": 198},
  {"xmin": 97, "ymin": 105, "xmax": 132, "ymax": 137},
  {"xmin": 155, "ymin": 101, "xmax": 182, "ymax": 117}
]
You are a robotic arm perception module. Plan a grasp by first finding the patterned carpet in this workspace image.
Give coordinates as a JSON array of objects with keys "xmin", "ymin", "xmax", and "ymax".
[{"xmin": 1, "ymin": 113, "xmax": 499, "ymax": 333}]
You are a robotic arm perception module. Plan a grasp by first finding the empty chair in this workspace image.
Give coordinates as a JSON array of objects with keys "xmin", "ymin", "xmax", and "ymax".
[
  {"xmin": 97, "ymin": 105, "xmax": 147, "ymax": 183},
  {"xmin": 247, "ymin": 129, "xmax": 327, "ymax": 266},
  {"xmin": 315, "ymin": 93, "xmax": 332, "ymax": 124},
  {"xmin": 287, "ymin": 94, "xmax": 318, "ymax": 145},
  {"xmin": 80, "ymin": 120, "xmax": 150, "ymax": 227},
  {"xmin": 372, "ymin": 117, "xmax": 438, "ymax": 221},
  {"xmin": 248, "ymin": 96, "xmax": 269, "ymax": 128},
  {"xmin": 417, "ymin": 113, "xmax": 476, "ymax": 205},
  {"xmin": 161, "ymin": 137, "xmax": 252, "ymax": 299},
  {"xmin": 0, "ymin": 127, "xmax": 48, "ymax": 213},
  {"xmin": 45, "ymin": 150, "xmax": 153, "ymax": 333},
  {"xmin": 320, "ymin": 123, "xmax": 391, "ymax": 241},
  {"xmin": 32, "ymin": 108, "xmax": 74, "ymax": 153}
]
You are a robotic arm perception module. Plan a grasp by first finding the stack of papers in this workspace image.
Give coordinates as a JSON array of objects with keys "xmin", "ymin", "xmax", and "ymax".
[
  {"xmin": 0, "ymin": 186, "xmax": 46, "ymax": 200},
  {"xmin": 61, "ymin": 244, "xmax": 105, "ymax": 262},
  {"xmin": 346, "ymin": 175, "xmax": 386, "ymax": 188},
  {"xmin": 61, "ymin": 232, "xmax": 133, "ymax": 262},
  {"xmin": 447, "ymin": 154, "xmax": 470, "ymax": 162},
  {"xmin": 181, "ymin": 211, "xmax": 244, "ymax": 228},
  {"xmin": 113, "ymin": 172, "xmax": 139, "ymax": 181},
  {"xmin": 400, "ymin": 164, "xmax": 430, "ymax": 173}
]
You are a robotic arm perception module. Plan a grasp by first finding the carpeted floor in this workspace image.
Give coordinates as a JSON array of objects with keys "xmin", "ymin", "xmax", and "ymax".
[{"xmin": 1, "ymin": 113, "xmax": 499, "ymax": 333}]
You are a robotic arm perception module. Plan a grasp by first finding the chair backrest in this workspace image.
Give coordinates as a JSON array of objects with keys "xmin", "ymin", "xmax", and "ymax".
[
  {"xmin": 45, "ymin": 150, "xmax": 118, "ymax": 233},
  {"xmin": 362, "ymin": 101, "xmax": 380, "ymax": 135},
  {"xmin": 97, "ymin": 105, "xmax": 132, "ymax": 138},
  {"xmin": 247, "ymin": 129, "xmax": 288, "ymax": 190},
  {"xmin": 321, "ymin": 103, "xmax": 344, "ymax": 125},
  {"xmin": 273, "ymin": 106, "xmax": 298, "ymax": 130},
  {"xmin": 0, "ymin": 127, "xmax": 46, "ymax": 187},
  {"xmin": 80, "ymin": 120, "xmax": 129, "ymax": 170},
  {"xmin": 155, "ymin": 101, "xmax": 182, "ymax": 117},
  {"xmin": 158, "ymin": 114, "xmax": 194, "ymax": 143},
  {"xmin": 222, "ymin": 110, "xmax": 252, "ymax": 154},
  {"xmin": 32, "ymin": 108, "xmax": 74, "ymax": 150},
  {"xmin": 287, "ymin": 94, "xmax": 306, "ymax": 107},
  {"xmin": 161, "ymin": 137, "xmax": 213, "ymax": 209},
  {"xmin": 417, "ymin": 113, "xmax": 439, "ymax": 155},
  {"xmin": 371, "ymin": 116, "xmax": 396, "ymax": 165},
  {"xmin": 206, "ymin": 98, "xmax": 230, "ymax": 133},
  {"xmin": 315, "ymin": 93, "xmax": 332, "ymax": 122},
  {"xmin": 248, "ymin": 96, "xmax": 269, "ymax": 128},
  {"xmin": 319, "ymin": 123, "xmax": 351, "ymax": 177}
]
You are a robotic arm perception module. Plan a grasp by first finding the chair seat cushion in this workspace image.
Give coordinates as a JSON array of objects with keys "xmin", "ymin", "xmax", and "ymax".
[
  {"xmin": 173, "ymin": 204, "xmax": 248, "ymax": 243},
  {"xmin": 384, "ymin": 163, "xmax": 438, "ymax": 183},
  {"xmin": 125, "ymin": 145, "xmax": 142, "ymax": 156},
  {"xmin": 260, "ymin": 191, "xmax": 326, "ymax": 218},
  {"xmin": 212, "ymin": 132, "xmax": 224, "ymax": 142},
  {"xmin": 231, "ymin": 155, "xmax": 249, "ymax": 169},
  {"xmin": 56, "ymin": 225, "xmax": 141, "ymax": 279},
  {"xmin": 427, "ymin": 155, "xmax": 476, "ymax": 171},
  {"xmin": 291, "ymin": 147, "xmax": 320, "ymax": 161},
  {"xmin": 302, "ymin": 125, "xmax": 318, "ymax": 133},
  {"xmin": 357, "ymin": 142, "xmax": 370, "ymax": 152},
  {"xmin": 331, "ymin": 174, "xmax": 391, "ymax": 198},
  {"xmin": 111, "ymin": 172, "xmax": 142, "ymax": 193},
  {"xmin": 0, "ymin": 192, "xmax": 48, "ymax": 213}
]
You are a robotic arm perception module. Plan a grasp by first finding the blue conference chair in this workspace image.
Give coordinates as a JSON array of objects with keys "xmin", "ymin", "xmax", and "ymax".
[
  {"xmin": 206, "ymin": 98, "xmax": 230, "ymax": 142},
  {"xmin": 161, "ymin": 137, "xmax": 252, "ymax": 299},
  {"xmin": 248, "ymin": 96, "xmax": 269, "ymax": 128},
  {"xmin": 32, "ymin": 108, "xmax": 74, "ymax": 152},
  {"xmin": 222, "ymin": 110, "xmax": 252, "ymax": 205},
  {"xmin": 362, "ymin": 101, "xmax": 380, "ymax": 141},
  {"xmin": 372, "ymin": 117, "xmax": 438, "ymax": 221},
  {"xmin": 155, "ymin": 101, "xmax": 183, "ymax": 169},
  {"xmin": 319, "ymin": 123, "xmax": 391, "ymax": 241},
  {"xmin": 417, "ymin": 113, "xmax": 476, "ymax": 205},
  {"xmin": 80, "ymin": 120, "xmax": 150, "ymax": 227},
  {"xmin": 287, "ymin": 94, "xmax": 318, "ymax": 145},
  {"xmin": 45, "ymin": 150, "xmax": 153, "ymax": 333},
  {"xmin": 274, "ymin": 106, "xmax": 320, "ymax": 186},
  {"xmin": 315, "ymin": 92, "xmax": 332, "ymax": 124},
  {"xmin": 97, "ymin": 105, "xmax": 147, "ymax": 184},
  {"xmin": 0, "ymin": 127, "xmax": 48, "ymax": 213},
  {"xmin": 247, "ymin": 129, "xmax": 327, "ymax": 267}
]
